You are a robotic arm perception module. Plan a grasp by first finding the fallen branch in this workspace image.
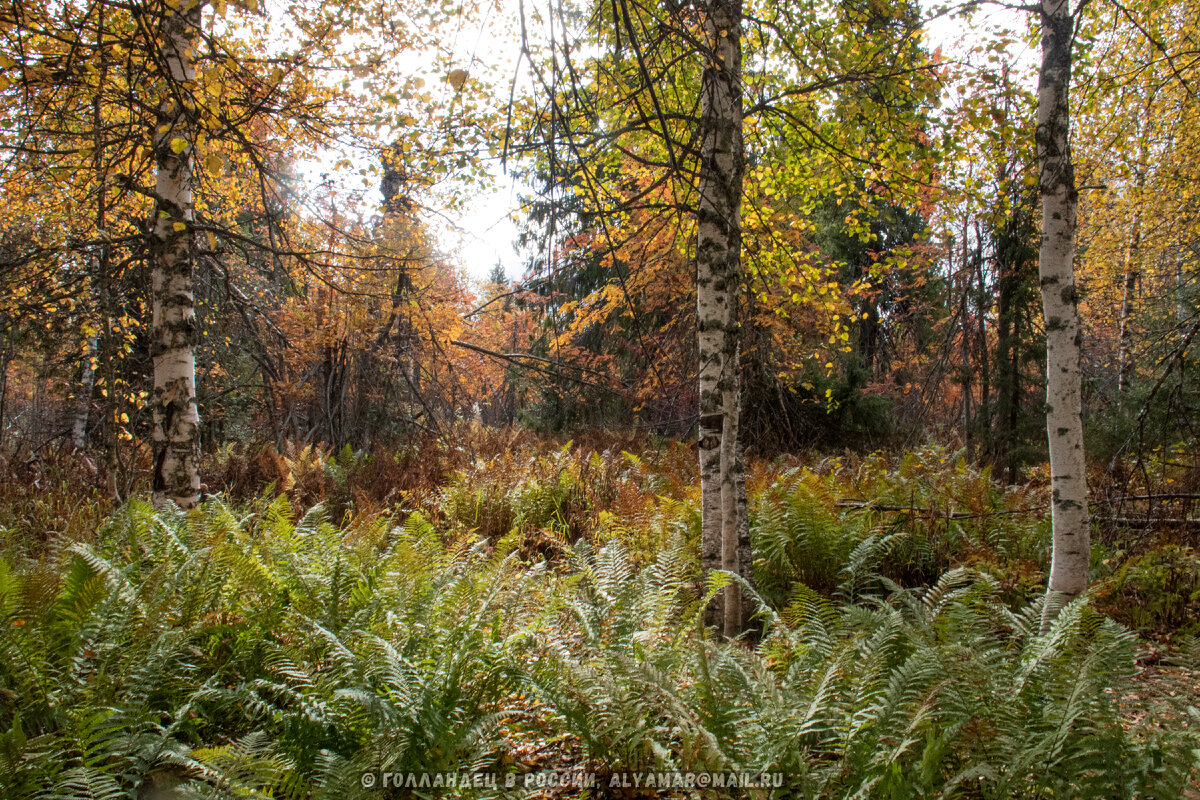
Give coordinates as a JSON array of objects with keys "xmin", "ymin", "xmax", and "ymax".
[{"xmin": 834, "ymin": 499, "xmax": 1049, "ymax": 519}]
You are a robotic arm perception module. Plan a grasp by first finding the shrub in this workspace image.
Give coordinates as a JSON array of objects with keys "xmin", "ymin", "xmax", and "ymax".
[{"xmin": 1098, "ymin": 544, "xmax": 1200, "ymax": 634}]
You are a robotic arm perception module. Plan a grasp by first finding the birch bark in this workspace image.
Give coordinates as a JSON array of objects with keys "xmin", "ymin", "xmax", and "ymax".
[
  {"xmin": 1036, "ymin": 0, "xmax": 1089, "ymax": 612},
  {"xmin": 1116, "ymin": 202, "xmax": 1142, "ymax": 399},
  {"xmin": 150, "ymin": 0, "xmax": 202, "ymax": 509},
  {"xmin": 71, "ymin": 334, "xmax": 98, "ymax": 451},
  {"xmin": 721, "ymin": 342, "xmax": 741, "ymax": 635},
  {"xmin": 696, "ymin": 0, "xmax": 746, "ymax": 632}
]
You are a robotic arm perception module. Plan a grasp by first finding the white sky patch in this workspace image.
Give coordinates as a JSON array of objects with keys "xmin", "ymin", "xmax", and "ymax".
[
  {"xmin": 432, "ymin": 166, "xmax": 527, "ymax": 283},
  {"xmin": 924, "ymin": 1, "xmax": 1034, "ymax": 66},
  {"xmin": 426, "ymin": 2, "xmax": 529, "ymax": 288}
]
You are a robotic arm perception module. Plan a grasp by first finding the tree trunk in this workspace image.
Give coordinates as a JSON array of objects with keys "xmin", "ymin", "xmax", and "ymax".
[
  {"xmin": 0, "ymin": 323, "xmax": 10, "ymax": 451},
  {"xmin": 33, "ymin": 352, "xmax": 51, "ymax": 443},
  {"xmin": 975, "ymin": 231, "xmax": 991, "ymax": 459},
  {"xmin": 696, "ymin": 0, "xmax": 746, "ymax": 633},
  {"xmin": 734, "ymin": 402, "xmax": 754, "ymax": 632},
  {"xmin": 1177, "ymin": 251, "xmax": 1186, "ymax": 321},
  {"xmin": 721, "ymin": 342, "xmax": 742, "ymax": 635},
  {"xmin": 1037, "ymin": 0, "xmax": 1089, "ymax": 615},
  {"xmin": 94, "ymin": 3, "xmax": 120, "ymax": 500},
  {"xmin": 994, "ymin": 222, "xmax": 1023, "ymax": 484},
  {"xmin": 991, "ymin": 145, "xmax": 1037, "ymax": 485},
  {"xmin": 958, "ymin": 221, "xmax": 973, "ymax": 462},
  {"xmin": 858, "ymin": 302, "xmax": 880, "ymax": 373},
  {"xmin": 1116, "ymin": 174, "xmax": 1144, "ymax": 400},
  {"xmin": 71, "ymin": 334, "xmax": 98, "ymax": 451},
  {"xmin": 150, "ymin": 2, "xmax": 202, "ymax": 509}
]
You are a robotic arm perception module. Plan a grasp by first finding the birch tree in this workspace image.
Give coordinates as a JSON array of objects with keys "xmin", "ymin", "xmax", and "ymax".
[
  {"xmin": 1036, "ymin": 0, "xmax": 1090, "ymax": 612},
  {"xmin": 148, "ymin": 0, "xmax": 203, "ymax": 508},
  {"xmin": 696, "ymin": 0, "xmax": 746, "ymax": 634}
]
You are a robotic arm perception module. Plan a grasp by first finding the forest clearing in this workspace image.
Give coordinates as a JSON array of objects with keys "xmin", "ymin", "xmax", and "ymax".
[{"xmin": 3, "ymin": 0, "xmax": 1200, "ymax": 796}]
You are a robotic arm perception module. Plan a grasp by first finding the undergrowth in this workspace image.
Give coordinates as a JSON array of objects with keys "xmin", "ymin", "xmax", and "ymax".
[{"xmin": 1, "ymin": 436, "xmax": 1197, "ymax": 798}]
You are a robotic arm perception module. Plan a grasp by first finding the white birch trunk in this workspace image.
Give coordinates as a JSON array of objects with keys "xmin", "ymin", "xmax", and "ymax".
[
  {"xmin": 150, "ymin": 2, "xmax": 202, "ymax": 509},
  {"xmin": 722, "ymin": 341, "xmax": 751, "ymax": 636},
  {"xmin": 1116, "ymin": 207, "xmax": 1141, "ymax": 399},
  {"xmin": 1117, "ymin": 138, "xmax": 1147, "ymax": 400},
  {"xmin": 721, "ymin": 342, "xmax": 740, "ymax": 635},
  {"xmin": 71, "ymin": 334, "xmax": 98, "ymax": 451},
  {"xmin": 1036, "ymin": 0, "xmax": 1089, "ymax": 614},
  {"xmin": 696, "ymin": 0, "xmax": 744, "ymax": 632}
]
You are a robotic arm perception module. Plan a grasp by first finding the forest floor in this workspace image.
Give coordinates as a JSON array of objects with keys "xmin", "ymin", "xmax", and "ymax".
[{"xmin": 2, "ymin": 429, "xmax": 1199, "ymax": 797}]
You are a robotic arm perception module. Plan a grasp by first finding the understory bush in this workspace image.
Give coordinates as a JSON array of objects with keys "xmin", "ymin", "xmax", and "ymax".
[
  {"xmin": 1097, "ymin": 544, "xmax": 1200, "ymax": 634},
  {"xmin": 752, "ymin": 447, "xmax": 1050, "ymax": 609}
]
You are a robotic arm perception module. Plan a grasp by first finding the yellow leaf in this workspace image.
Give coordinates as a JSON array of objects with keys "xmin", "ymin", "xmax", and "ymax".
[
  {"xmin": 170, "ymin": 137, "xmax": 189, "ymax": 154},
  {"xmin": 204, "ymin": 153, "xmax": 223, "ymax": 174},
  {"xmin": 447, "ymin": 69, "xmax": 469, "ymax": 90},
  {"xmin": 0, "ymin": 54, "xmax": 14, "ymax": 69},
  {"xmin": 173, "ymin": 222, "xmax": 187, "ymax": 232}
]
